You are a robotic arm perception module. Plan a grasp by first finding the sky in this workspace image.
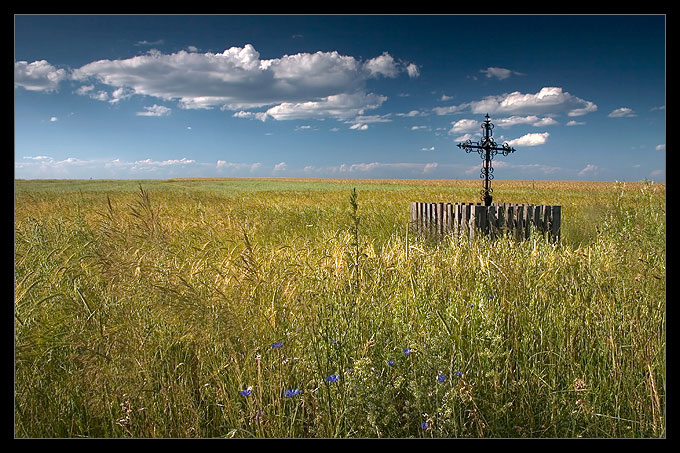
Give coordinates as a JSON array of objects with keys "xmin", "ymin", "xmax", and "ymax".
[{"xmin": 14, "ymin": 14, "xmax": 666, "ymax": 181}]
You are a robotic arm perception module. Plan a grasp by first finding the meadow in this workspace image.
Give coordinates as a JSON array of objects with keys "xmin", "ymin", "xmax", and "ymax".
[{"xmin": 14, "ymin": 178, "xmax": 665, "ymax": 438}]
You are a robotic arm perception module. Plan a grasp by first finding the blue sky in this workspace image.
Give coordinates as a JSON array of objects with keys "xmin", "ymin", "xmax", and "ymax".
[{"xmin": 14, "ymin": 14, "xmax": 666, "ymax": 181}]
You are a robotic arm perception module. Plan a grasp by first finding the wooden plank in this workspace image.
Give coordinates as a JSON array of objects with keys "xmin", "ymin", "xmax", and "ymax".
[
  {"xmin": 468, "ymin": 204, "xmax": 477, "ymax": 240},
  {"xmin": 487, "ymin": 205, "xmax": 497, "ymax": 238},
  {"xmin": 446, "ymin": 203, "xmax": 453, "ymax": 236},
  {"xmin": 437, "ymin": 203, "xmax": 444, "ymax": 236},
  {"xmin": 496, "ymin": 204, "xmax": 505, "ymax": 237},
  {"xmin": 551, "ymin": 205, "xmax": 561, "ymax": 242}
]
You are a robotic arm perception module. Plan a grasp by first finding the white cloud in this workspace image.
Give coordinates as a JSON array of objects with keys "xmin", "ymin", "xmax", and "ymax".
[
  {"xmin": 15, "ymin": 60, "xmax": 67, "ymax": 92},
  {"xmin": 454, "ymin": 133, "xmax": 477, "ymax": 142},
  {"xmin": 578, "ymin": 164, "xmax": 599, "ymax": 177},
  {"xmin": 655, "ymin": 144, "xmax": 665, "ymax": 151},
  {"xmin": 420, "ymin": 146, "xmax": 435, "ymax": 151},
  {"xmin": 450, "ymin": 118, "xmax": 480, "ymax": 134},
  {"xmin": 566, "ymin": 120, "xmax": 586, "ymax": 126},
  {"xmin": 406, "ymin": 63, "xmax": 420, "ymax": 78},
  {"xmin": 71, "ymin": 44, "xmax": 415, "ymax": 120},
  {"xmin": 216, "ymin": 160, "xmax": 262, "ymax": 173},
  {"xmin": 364, "ymin": 52, "xmax": 400, "ymax": 78},
  {"xmin": 264, "ymin": 92, "xmax": 388, "ymax": 121},
  {"xmin": 506, "ymin": 132, "xmax": 550, "ymax": 147},
  {"xmin": 608, "ymin": 107, "xmax": 636, "ymax": 118},
  {"xmin": 133, "ymin": 157, "xmax": 195, "ymax": 168},
  {"xmin": 479, "ymin": 67, "xmax": 523, "ymax": 80},
  {"xmin": 49, "ymin": 117, "xmax": 58, "ymax": 122},
  {"xmin": 136, "ymin": 104, "xmax": 172, "ymax": 116},
  {"xmin": 396, "ymin": 110, "xmax": 427, "ymax": 117},
  {"xmin": 437, "ymin": 87, "xmax": 597, "ymax": 118},
  {"xmin": 494, "ymin": 115, "xmax": 557, "ymax": 128},
  {"xmin": 134, "ymin": 39, "xmax": 165, "ymax": 47},
  {"xmin": 273, "ymin": 162, "xmax": 287, "ymax": 172},
  {"xmin": 233, "ymin": 111, "xmax": 268, "ymax": 121},
  {"xmin": 432, "ymin": 104, "xmax": 465, "ymax": 116}
]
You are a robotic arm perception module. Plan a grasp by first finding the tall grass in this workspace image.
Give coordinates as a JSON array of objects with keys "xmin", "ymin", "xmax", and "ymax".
[{"xmin": 14, "ymin": 179, "xmax": 665, "ymax": 437}]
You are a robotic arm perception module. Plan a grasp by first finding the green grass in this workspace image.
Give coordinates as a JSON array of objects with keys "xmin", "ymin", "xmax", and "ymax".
[{"xmin": 14, "ymin": 178, "xmax": 665, "ymax": 437}]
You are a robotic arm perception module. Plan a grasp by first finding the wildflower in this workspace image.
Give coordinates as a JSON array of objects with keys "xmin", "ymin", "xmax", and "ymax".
[
  {"xmin": 271, "ymin": 342, "xmax": 283, "ymax": 349},
  {"xmin": 387, "ymin": 360, "xmax": 394, "ymax": 366},
  {"xmin": 239, "ymin": 389, "xmax": 252, "ymax": 397},
  {"xmin": 454, "ymin": 371, "xmax": 462, "ymax": 378},
  {"xmin": 403, "ymin": 348, "xmax": 411, "ymax": 355},
  {"xmin": 326, "ymin": 374, "xmax": 340, "ymax": 383},
  {"xmin": 284, "ymin": 389, "xmax": 302, "ymax": 397},
  {"xmin": 437, "ymin": 374, "xmax": 446, "ymax": 383},
  {"xmin": 421, "ymin": 421, "xmax": 429, "ymax": 430}
]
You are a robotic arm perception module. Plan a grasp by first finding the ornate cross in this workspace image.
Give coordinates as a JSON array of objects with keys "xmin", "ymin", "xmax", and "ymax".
[{"xmin": 457, "ymin": 114, "xmax": 516, "ymax": 206}]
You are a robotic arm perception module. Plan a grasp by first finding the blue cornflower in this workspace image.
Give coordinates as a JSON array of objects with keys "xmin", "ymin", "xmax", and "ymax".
[
  {"xmin": 271, "ymin": 342, "xmax": 283, "ymax": 349},
  {"xmin": 437, "ymin": 374, "xmax": 446, "ymax": 383},
  {"xmin": 284, "ymin": 389, "xmax": 302, "ymax": 397},
  {"xmin": 421, "ymin": 421, "xmax": 429, "ymax": 430},
  {"xmin": 387, "ymin": 359, "xmax": 394, "ymax": 366},
  {"xmin": 403, "ymin": 348, "xmax": 411, "ymax": 355},
  {"xmin": 326, "ymin": 374, "xmax": 340, "ymax": 383},
  {"xmin": 454, "ymin": 371, "xmax": 463, "ymax": 378},
  {"xmin": 239, "ymin": 389, "xmax": 252, "ymax": 397}
]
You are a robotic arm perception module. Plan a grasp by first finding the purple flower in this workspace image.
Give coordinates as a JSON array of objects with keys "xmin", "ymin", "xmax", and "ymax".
[
  {"xmin": 239, "ymin": 389, "xmax": 252, "ymax": 397},
  {"xmin": 271, "ymin": 342, "xmax": 283, "ymax": 349},
  {"xmin": 403, "ymin": 348, "xmax": 411, "ymax": 355},
  {"xmin": 387, "ymin": 359, "xmax": 394, "ymax": 366},
  {"xmin": 326, "ymin": 374, "xmax": 340, "ymax": 383},
  {"xmin": 437, "ymin": 374, "xmax": 446, "ymax": 383},
  {"xmin": 284, "ymin": 389, "xmax": 302, "ymax": 397},
  {"xmin": 421, "ymin": 421, "xmax": 429, "ymax": 429},
  {"xmin": 454, "ymin": 371, "xmax": 462, "ymax": 378}
]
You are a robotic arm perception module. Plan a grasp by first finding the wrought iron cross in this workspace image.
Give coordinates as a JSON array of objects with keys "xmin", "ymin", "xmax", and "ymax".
[{"xmin": 457, "ymin": 114, "xmax": 516, "ymax": 206}]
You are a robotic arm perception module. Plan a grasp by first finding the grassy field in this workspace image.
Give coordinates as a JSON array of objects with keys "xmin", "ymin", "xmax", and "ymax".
[{"xmin": 14, "ymin": 178, "xmax": 665, "ymax": 438}]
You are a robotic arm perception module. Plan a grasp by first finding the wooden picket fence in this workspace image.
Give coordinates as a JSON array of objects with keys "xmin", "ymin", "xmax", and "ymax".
[{"xmin": 410, "ymin": 202, "xmax": 561, "ymax": 242}]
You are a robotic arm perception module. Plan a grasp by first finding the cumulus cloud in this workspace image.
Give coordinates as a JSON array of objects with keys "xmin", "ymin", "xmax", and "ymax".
[
  {"xmin": 450, "ymin": 118, "xmax": 480, "ymax": 134},
  {"xmin": 505, "ymin": 132, "xmax": 550, "ymax": 147},
  {"xmin": 15, "ymin": 60, "xmax": 67, "ymax": 92},
  {"xmin": 70, "ymin": 44, "xmax": 416, "ymax": 120},
  {"xmin": 406, "ymin": 63, "xmax": 420, "ymax": 78},
  {"xmin": 494, "ymin": 115, "xmax": 558, "ymax": 128},
  {"xmin": 264, "ymin": 92, "xmax": 387, "ymax": 121},
  {"xmin": 608, "ymin": 107, "xmax": 636, "ymax": 118},
  {"xmin": 436, "ymin": 87, "xmax": 597, "ymax": 118},
  {"xmin": 364, "ymin": 52, "xmax": 400, "ymax": 78}
]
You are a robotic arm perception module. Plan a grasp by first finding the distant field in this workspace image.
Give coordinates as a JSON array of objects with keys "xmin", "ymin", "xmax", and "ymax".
[{"xmin": 14, "ymin": 178, "xmax": 665, "ymax": 437}]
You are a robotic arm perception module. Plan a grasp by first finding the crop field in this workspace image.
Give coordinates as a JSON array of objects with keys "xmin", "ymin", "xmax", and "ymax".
[{"xmin": 14, "ymin": 178, "xmax": 665, "ymax": 438}]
